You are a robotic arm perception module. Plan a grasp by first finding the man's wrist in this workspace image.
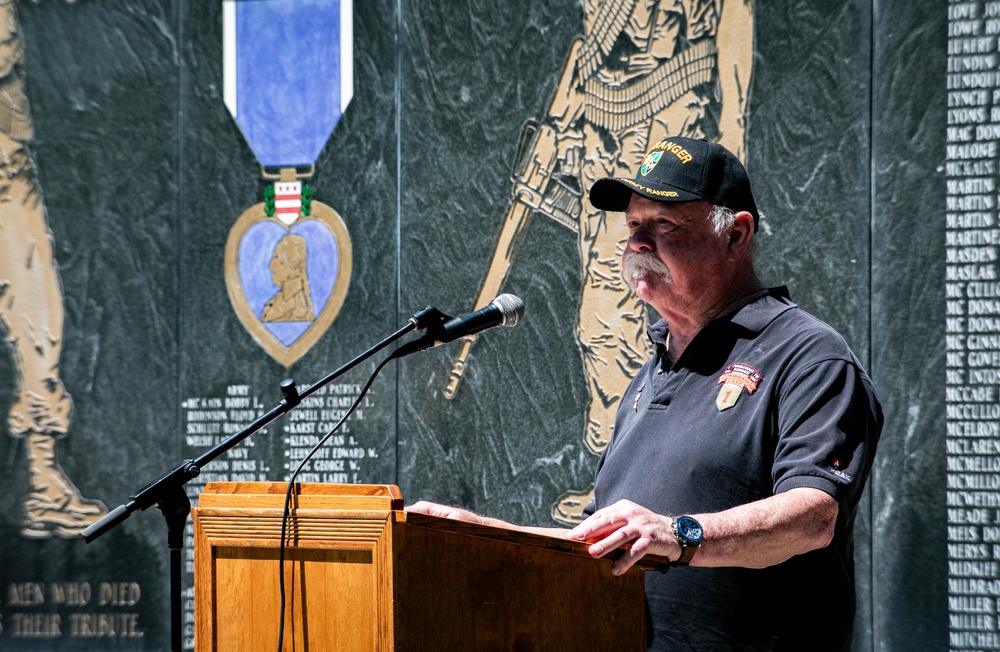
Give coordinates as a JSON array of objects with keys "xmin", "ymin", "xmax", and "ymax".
[{"xmin": 670, "ymin": 515, "xmax": 703, "ymax": 566}]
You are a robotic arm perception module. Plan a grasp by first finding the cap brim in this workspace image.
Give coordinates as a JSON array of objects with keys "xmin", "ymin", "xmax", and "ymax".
[{"xmin": 589, "ymin": 177, "xmax": 705, "ymax": 212}]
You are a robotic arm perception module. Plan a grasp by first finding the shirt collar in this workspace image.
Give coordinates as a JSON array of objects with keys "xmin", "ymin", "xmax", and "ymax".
[
  {"xmin": 729, "ymin": 286, "xmax": 797, "ymax": 333},
  {"xmin": 646, "ymin": 286, "xmax": 797, "ymax": 347}
]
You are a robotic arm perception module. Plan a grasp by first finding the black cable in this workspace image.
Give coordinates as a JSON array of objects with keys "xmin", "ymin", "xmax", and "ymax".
[{"xmin": 275, "ymin": 352, "xmax": 395, "ymax": 652}]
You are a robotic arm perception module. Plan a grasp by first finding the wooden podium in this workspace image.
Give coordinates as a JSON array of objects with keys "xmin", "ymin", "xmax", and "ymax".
[{"xmin": 192, "ymin": 482, "xmax": 652, "ymax": 651}]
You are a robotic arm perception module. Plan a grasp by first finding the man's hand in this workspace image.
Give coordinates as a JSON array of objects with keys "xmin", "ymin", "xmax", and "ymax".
[
  {"xmin": 570, "ymin": 488, "xmax": 840, "ymax": 577},
  {"xmin": 406, "ymin": 501, "xmax": 572, "ymax": 539},
  {"xmin": 569, "ymin": 500, "xmax": 679, "ymax": 576},
  {"xmin": 568, "ymin": 488, "xmax": 839, "ymax": 576},
  {"xmin": 405, "ymin": 501, "xmax": 484, "ymax": 524}
]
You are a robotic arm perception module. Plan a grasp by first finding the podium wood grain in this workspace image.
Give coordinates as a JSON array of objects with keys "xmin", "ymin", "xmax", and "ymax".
[{"xmin": 193, "ymin": 482, "xmax": 648, "ymax": 651}]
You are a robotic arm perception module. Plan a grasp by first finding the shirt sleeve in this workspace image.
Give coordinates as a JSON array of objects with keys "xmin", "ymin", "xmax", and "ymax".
[{"xmin": 771, "ymin": 356, "xmax": 882, "ymax": 509}]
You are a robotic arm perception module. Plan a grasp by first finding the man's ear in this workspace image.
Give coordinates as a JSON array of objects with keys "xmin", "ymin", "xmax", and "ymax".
[{"xmin": 727, "ymin": 211, "xmax": 755, "ymax": 261}]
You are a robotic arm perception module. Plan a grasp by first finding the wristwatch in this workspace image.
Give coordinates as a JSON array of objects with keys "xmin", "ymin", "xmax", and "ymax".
[{"xmin": 671, "ymin": 515, "xmax": 703, "ymax": 566}]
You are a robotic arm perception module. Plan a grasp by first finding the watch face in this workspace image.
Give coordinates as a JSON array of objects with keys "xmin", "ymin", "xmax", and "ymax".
[{"xmin": 675, "ymin": 516, "xmax": 703, "ymax": 544}]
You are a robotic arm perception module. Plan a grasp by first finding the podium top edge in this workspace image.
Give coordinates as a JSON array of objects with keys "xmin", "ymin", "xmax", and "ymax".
[{"xmin": 199, "ymin": 482, "xmax": 403, "ymax": 507}]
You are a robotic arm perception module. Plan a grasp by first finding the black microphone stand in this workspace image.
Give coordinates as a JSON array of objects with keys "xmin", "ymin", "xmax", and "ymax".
[{"xmin": 79, "ymin": 306, "xmax": 447, "ymax": 652}]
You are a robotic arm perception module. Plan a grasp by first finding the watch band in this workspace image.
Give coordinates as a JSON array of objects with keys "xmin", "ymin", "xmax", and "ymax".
[{"xmin": 675, "ymin": 541, "xmax": 699, "ymax": 566}]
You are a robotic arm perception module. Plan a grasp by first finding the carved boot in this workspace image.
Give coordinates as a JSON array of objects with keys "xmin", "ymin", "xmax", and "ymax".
[
  {"xmin": 551, "ymin": 485, "xmax": 595, "ymax": 526},
  {"xmin": 21, "ymin": 431, "xmax": 107, "ymax": 539},
  {"xmin": 584, "ymin": 416, "xmax": 611, "ymax": 455}
]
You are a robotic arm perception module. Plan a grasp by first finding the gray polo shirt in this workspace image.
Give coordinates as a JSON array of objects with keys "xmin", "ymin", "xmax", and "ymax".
[{"xmin": 588, "ymin": 287, "xmax": 882, "ymax": 651}]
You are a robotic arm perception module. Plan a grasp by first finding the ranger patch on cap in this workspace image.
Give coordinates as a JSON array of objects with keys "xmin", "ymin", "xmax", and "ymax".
[
  {"xmin": 640, "ymin": 150, "xmax": 663, "ymax": 176},
  {"xmin": 715, "ymin": 363, "xmax": 763, "ymax": 411}
]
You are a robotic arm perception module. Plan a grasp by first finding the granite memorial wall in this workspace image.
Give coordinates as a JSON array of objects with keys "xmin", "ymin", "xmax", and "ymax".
[{"xmin": 0, "ymin": 0, "xmax": 953, "ymax": 649}]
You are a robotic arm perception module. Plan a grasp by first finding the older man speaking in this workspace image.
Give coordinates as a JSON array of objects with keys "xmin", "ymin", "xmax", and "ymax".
[{"xmin": 409, "ymin": 137, "xmax": 882, "ymax": 651}]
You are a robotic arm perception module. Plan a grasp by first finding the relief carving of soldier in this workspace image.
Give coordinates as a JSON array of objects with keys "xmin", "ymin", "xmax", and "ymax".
[
  {"xmin": 447, "ymin": 0, "xmax": 755, "ymax": 524},
  {"xmin": 0, "ymin": 0, "xmax": 107, "ymax": 538}
]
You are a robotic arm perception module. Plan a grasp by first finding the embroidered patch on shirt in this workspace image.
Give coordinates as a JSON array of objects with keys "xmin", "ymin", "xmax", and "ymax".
[{"xmin": 715, "ymin": 363, "xmax": 763, "ymax": 411}]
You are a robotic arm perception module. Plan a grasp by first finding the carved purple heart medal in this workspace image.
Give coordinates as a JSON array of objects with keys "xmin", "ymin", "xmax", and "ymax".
[{"xmin": 221, "ymin": 0, "xmax": 353, "ymax": 366}]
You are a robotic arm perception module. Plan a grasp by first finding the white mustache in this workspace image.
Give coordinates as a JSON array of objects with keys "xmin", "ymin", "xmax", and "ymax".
[{"xmin": 622, "ymin": 251, "xmax": 671, "ymax": 289}]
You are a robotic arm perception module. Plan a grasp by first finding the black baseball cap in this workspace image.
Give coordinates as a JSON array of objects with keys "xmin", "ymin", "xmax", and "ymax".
[{"xmin": 589, "ymin": 137, "xmax": 759, "ymax": 230}]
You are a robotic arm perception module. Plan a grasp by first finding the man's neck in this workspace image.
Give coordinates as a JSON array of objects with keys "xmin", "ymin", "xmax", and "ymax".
[{"xmin": 665, "ymin": 273, "xmax": 764, "ymax": 364}]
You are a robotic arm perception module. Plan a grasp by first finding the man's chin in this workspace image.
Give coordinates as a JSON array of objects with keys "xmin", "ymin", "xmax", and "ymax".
[{"xmin": 630, "ymin": 276, "xmax": 663, "ymax": 301}]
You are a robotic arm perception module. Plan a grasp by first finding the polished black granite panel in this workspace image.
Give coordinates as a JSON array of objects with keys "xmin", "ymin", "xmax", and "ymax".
[{"xmin": 0, "ymin": 0, "xmax": 955, "ymax": 649}]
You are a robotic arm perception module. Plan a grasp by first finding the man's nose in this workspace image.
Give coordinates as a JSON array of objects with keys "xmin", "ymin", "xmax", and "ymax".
[{"xmin": 628, "ymin": 229, "xmax": 655, "ymax": 252}]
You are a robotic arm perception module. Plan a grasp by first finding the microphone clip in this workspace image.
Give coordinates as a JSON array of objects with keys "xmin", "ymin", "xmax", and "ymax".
[{"xmin": 408, "ymin": 306, "xmax": 453, "ymax": 340}]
